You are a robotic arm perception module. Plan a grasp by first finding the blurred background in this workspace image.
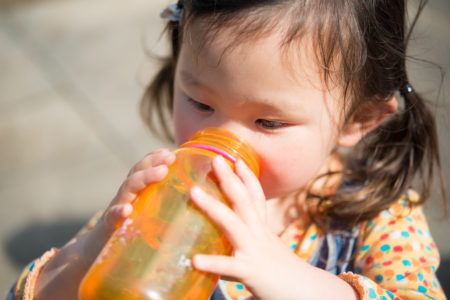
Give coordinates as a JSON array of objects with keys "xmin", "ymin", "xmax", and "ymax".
[{"xmin": 0, "ymin": 0, "xmax": 449, "ymax": 296}]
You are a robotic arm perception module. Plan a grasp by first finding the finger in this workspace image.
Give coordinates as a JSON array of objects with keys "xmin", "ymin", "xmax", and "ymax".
[
  {"xmin": 190, "ymin": 186, "xmax": 248, "ymax": 247},
  {"xmin": 212, "ymin": 155, "xmax": 259, "ymax": 224},
  {"xmin": 192, "ymin": 254, "xmax": 249, "ymax": 281},
  {"xmin": 128, "ymin": 149, "xmax": 175, "ymax": 176},
  {"xmin": 234, "ymin": 159, "xmax": 266, "ymax": 221},
  {"xmin": 102, "ymin": 203, "xmax": 133, "ymax": 232},
  {"xmin": 114, "ymin": 165, "xmax": 169, "ymax": 205}
]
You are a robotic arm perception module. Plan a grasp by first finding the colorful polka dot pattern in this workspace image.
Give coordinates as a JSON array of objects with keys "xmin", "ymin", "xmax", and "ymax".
[{"xmin": 346, "ymin": 191, "xmax": 445, "ymax": 299}]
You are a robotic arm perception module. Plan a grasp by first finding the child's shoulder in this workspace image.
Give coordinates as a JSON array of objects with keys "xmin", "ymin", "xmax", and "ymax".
[
  {"xmin": 363, "ymin": 189, "xmax": 426, "ymax": 232},
  {"xmin": 359, "ymin": 189, "xmax": 436, "ymax": 255},
  {"xmin": 351, "ymin": 190, "xmax": 445, "ymax": 298}
]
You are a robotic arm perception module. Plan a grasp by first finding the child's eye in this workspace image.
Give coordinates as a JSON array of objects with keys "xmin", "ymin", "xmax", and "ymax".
[
  {"xmin": 187, "ymin": 98, "xmax": 214, "ymax": 113},
  {"xmin": 255, "ymin": 119, "xmax": 287, "ymax": 129}
]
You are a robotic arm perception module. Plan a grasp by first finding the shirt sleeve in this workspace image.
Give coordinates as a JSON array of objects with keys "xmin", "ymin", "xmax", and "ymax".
[
  {"xmin": 7, "ymin": 211, "xmax": 102, "ymax": 300},
  {"xmin": 338, "ymin": 191, "xmax": 446, "ymax": 300}
]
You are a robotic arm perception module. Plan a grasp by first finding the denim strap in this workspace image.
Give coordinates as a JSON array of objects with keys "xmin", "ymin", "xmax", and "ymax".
[{"xmin": 308, "ymin": 226, "xmax": 360, "ymax": 275}]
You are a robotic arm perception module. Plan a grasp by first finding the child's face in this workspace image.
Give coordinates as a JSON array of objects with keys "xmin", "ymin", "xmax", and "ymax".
[{"xmin": 173, "ymin": 23, "xmax": 344, "ymax": 200}]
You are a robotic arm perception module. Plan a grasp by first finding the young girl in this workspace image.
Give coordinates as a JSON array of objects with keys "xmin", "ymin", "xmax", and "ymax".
[{"xmin": 9, "ymin": 0, "xmax": 447, "ymax": 299}]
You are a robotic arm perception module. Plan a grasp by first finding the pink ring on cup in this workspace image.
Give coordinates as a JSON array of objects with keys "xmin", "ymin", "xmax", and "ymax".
[{"xmin": 184, "ymin": 144, "xmax": 237, "ymax": 163}]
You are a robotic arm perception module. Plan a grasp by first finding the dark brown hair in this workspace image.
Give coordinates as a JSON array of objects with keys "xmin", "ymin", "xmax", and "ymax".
[{"xmin": 141, "ymin": 0, "xmax": 446, "ymax": 229}]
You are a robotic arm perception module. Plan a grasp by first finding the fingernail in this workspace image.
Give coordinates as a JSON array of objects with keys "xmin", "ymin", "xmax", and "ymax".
[
  {"xmin": 191, "ymin": 186, "xmax": 205, "ymax": 197},
  {"xmin": 159, "ymin": 151, "xmax": 172, "ymax": 158},
  {"xmin": 154, "ymin": 165, "xmax": 168, "ymax": 172},
  {"xmin": 121, "ymin": 203, "xmax": 133, "ymax": 216},
  {"xmin": 193, "ymin": 254, "xmax": 205, "ymax": 267},
  {"xmin": 214, "ymin": 155, "xmax": 226, "ymax": 166},
  {"xmin": 235, "ymin": 158, "xmax": 245, "ymax": 168},
  {"xmin": 153, "ymin": 148, "xmax": 169, "ymax": 155}
]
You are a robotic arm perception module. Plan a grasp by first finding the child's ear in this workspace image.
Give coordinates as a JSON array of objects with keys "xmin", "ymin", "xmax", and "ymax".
[{"xmin": 338, "ymin": 96, "xmax": 398, "ymax": 148}]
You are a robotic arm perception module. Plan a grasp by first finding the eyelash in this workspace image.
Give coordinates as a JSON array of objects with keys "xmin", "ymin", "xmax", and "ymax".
[
  {"xmin": 187, "ymin": 98, "xmax": 287, "ymax": 130},
  {"xmin": 187, "ymin": 98, "xmax": 214, "ymax": 113},
  {"xmin": 255, "ymin": 119, "xmax": 287, "ymax": 130}
]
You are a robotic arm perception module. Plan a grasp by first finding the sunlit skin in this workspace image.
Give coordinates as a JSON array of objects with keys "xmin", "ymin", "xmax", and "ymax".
[
  {"xmin": 34, "ymin": 18, "xmax": 396, "ymax": 300},
  {"xmin": 173, "ymin": 26, "xmax": 343, "ymax": 202}
]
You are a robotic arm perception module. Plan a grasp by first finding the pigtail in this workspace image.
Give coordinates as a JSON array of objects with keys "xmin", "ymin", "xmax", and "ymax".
[
  {"xmin": 362, "ymin": 86, "xmax": 441, "ymax": 210},
  {"xmin": 310, "ymin": 85, "xmax": 446, "ymax": 229},
  {"xmin": 401, "ymin": 87, "xmax": 447, "ymax": 205},
  {"xmin": 140, "ymin": 3, "xmax": 184, "ymax": 142},
  {"xmin": 309, "ymin": 0, "xmax": 446, "ymax": 229},
  {"xmin": 140, "ymin": 57, "xmax": 175, "ymax": 142},
  {"xmin": 400, "ymin": 87, "xmax": 438, "ymax": 200}
]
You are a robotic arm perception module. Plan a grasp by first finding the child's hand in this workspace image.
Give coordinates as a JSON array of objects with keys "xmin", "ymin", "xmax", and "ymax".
[
  {"xmin": 36, "ymin": 149, "xmax": 176, "ymax": 300},
  {"xmin": 102, "ymin": 149, "xmax": 175, "ymax": 230},
  {"xmin": 189, "ymin": 155, "xmax": 356, "ymax": 300},
  {"xmin": 85, "ymin": 148, "xmax": 176, "ymax": 261}
]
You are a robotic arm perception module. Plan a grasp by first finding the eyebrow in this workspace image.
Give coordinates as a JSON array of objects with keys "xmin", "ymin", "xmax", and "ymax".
[
  {"xmin": 180, "ymin": 69, "xmax": 305, "ymax": 117},
  {"xmin": 179, "ymin": 70, "xmax": 218, "ymax": 96},
  {"xmin": 180, "ymin": 70, "xmax": 202, "ymax": 86}
]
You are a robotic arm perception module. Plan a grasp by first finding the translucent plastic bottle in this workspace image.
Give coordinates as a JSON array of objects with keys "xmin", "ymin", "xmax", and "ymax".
[{"xmin": 79, "ymin": 127, "xmax": 260, "ymax": 300}]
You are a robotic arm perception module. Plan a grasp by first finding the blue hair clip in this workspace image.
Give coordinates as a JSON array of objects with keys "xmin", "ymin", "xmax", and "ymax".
[
  {"xmin": 400, "ymin": 84, "xmax": 414, "ymax": 98},
  {"xmin": 160, "ymin": 3, "xmax": 184, "ymax": 23}
]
